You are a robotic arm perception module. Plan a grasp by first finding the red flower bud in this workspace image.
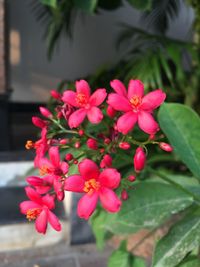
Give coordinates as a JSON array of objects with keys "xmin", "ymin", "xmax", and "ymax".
[
  {"xmin": 65, "ymin": 153, "xmax": 73, "ymax": 161},
  {"xmin": 51, "ymin": 90, "xmax": 61, "ymax": 100},
  {"xmin": 86, "ymin": 138, "xmax": 98, "ymax": 150},
  {"xmin": 106, "ymin": 105, "xmax": 116, "ymax": 118},
  {"xmin": 128, "ymin": 175, "xmax": 136, "ymax": 182},
  {"xmin": 59, "ymin": 139, "xmax": 67, "ymax": 145},
  {"xmin": 32, "ymin": 116, "xmax": 46, "ymax": 128},
  {"xmin": 78, "ymin": 129, "xmax": 84, "ymax": 136},
  {"xmin": 159, "ymin": 142, "xmax": 173, "ymax": 152},
  {"xmin": 39, "ymin": 106, "xmax": 53, "ymax": 118},
  {"xmin": 104, "ymin": 138, "xmax": 111, "ymax": 144},
  {"xmin": 121, "ymin": 189, "xmax": 128, "ymax": 201},
  {"xmin": 99, "ymin": 148, "xmax": 105, "ymax": 154},
  {"xmin": 119, "ymin": 142, "xmax": 130, "ymax": 150},
  {"xmin": 73, "ymin": 159, "xmax": 78, "ymax": 164},
  {"xmin": 133, "ymin": 147, "xmax": 146, "ymax": 172},
  {"xmin": 100, "ymin": 154, "xmax": 112, "ymax": 168},
  {"xmin": 149, "ymin": 134, "xmax": 155, "ymax": 140},
  {"xmin": 74, "ymin": 142, "xmax": 81, "ymax": 149}
]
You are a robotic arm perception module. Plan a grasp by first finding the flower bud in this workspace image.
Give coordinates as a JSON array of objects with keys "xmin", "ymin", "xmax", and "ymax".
[
  {"xmin": 65, "ymin": 153, "xmax": 73, "ymax": 161},
  {"xmin": 86, "ymin": 138, "xmax": 98, "ymax": 150},
  {"xmin": 100, "ymin": 154, "xmax": 112, "ymax": 168},
  {"xmin": 104, "ymin": 138, "xmax": 111, "ymax": 144},
  {"xmin": 99, "ymin": 148, "xmax": 105, "ymax": 154},
  {"xmin": 149, "ymin": 134, "xmax": 155, "ymax": 140},
  {"xmin": 119, "ymin": 142, "xmax": 130, "ymax": 150},
  {"xmin": 32, "ymin": 116, "xmax": 46, "ymax": 128},
  {"xmin": 51, "ymin": 90, "xmax": 61, "ymax": 100},
  {"xmin": 128, "ymin": 175, "xmax": 136, "ymax": 182},
  {"xmin": 73, "ymin": 159, "xmax": 78, "ymax": 164},
  {"xmin": 106, "ymin": 105, "xmax": 116, "ymax": 118},
  {"xmin": 78, "ymin": 129, "xmax": 84, "ymax": 136},
  {"xmin": 39, "ymin": 106, "xmax": 53, "ymax": 118},
  {"xmin": 59, "ymin": 139, "xmax": 67, "ymax": 145},
  {"xmin": 74, "ymin": 141, "xmax": 81, "ymax": 149},
  {"xmin": 159, "ymin": 142, "xmax": 173, "ymax": 152},
  {"xmin": 133, "ymin": 147, "xmax": 146, "ymax": 172},
  {"xmin": 121, "ymin": 189, "xmax": 128, "ymax": 201}
]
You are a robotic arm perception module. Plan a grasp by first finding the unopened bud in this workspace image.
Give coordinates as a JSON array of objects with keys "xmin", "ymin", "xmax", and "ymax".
[
  {"xmin": 106, "ymin": 105, "xmax": 116, "ymax": 118},
  {"xmin": 39, "ymin": 106, "xmax": 53, "ymax": 118},
  {"xmin": 100, "ymin": 154, "xmax": 112, "ymax": 168},
  {"xmin": 149, "ymin": 134, "xmax": 155, "ymax": 140},
  {"xmin": 99, "ymin": 148, "xmax": 105, "ymax": 154},
  {"xmin": 86, "ymin": 138, "xmax": 98, "ymax": 150},
  {"xmin": 119, "ymin": 142, "xmax": 130, "ymax": 150},
  {"xmin": 78, "ymin": 129, "xmax": 84, "ymax": 136},
  {"xmin": 59, "ymin": 139, "xmax": 67, "ymax": 145},
  {"xmin": 51, "ymin": 90, "xmax": 61, "ymax": 100},
  {"xmin": 73, "ymin": 159, "xmax": 78, "ymax": 165},
  {"xmin": 32, "ymin": 116, "xmax": 46, "ymax": 128},
  {"xmin": 128, "ymin": 175, "xmax": 136, "ymax": 182},
  {"xmin": 121, "ymin": 189, "xmax": 128, "ymax": 201},
  {"xmin": 104, "ymin": 138, "xmax": 111, "ymax": 144},
  {"xmin": 65, "ymin": 153, "xmax": 73, "ymax": 161},
  {"xmin": 74, "ymin": 141, "xmax": 81, "ymax": 149},
  {"xmin": 159, "ymin": 142, "xmax": 173, "ymax": 152},
  {"xmin": 133, "ymin": 147, "xmax": 146, "ymax": 172}
]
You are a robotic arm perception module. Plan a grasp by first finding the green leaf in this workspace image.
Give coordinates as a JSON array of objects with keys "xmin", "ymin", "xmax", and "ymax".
[
  {"xmin": 108, "ymin": 242, "xmax": 131, "ymax": 267},
  {"xmin": 176, "ymin": 256, "xmax": 200, "ymax": 267},
  {"xmin": 158, "ymin": 103, "xmax": 200, "ymax": 179},
  {"xmin": 132, "ymin": 256, "xmax": 146, "ymax": 267},
  {"xmin": 127, "ymin": 0, "xmax": 153, "ymax": 11},
  {"xmin": 152, "ymin": 214, "xmax": 200, "ymax": 267},
  {"xmin": 74, "ymin": 0, "xmax": 98, "ymax": 13},
  {"xmin": 98, "ymin": 182, "xmax": 193, "ymax": 235},
  {"xmin": 41, "ymin": 0, "xmax": 57, "ymax": 8}
]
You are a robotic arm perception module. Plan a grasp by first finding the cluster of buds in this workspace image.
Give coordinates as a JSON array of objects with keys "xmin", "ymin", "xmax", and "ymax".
[{"xmin": 21, "ymin": 79, "xmax": 173, "ymax": 234}]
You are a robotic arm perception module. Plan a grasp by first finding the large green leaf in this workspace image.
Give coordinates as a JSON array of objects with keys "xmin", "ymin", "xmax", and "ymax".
[
  {"xmin": 74, "ymin": 0, "xmax": 98, "ymax": 13},
  {"xmin": 108, "ymin": 242, "xmax": 131, "ymax": 267},
  {"xmin": 91, "ymin": 182, "xmax": 193, "ymax": 235},
  {"xmin": 158, "ymin": 103, "xmax": 200, "ymax": 179},
  {"xmin": 127, "ymin": 0, "xmax": 153, "ymax": 11},
  {"xmin": 176, "ymin": 256, "xmax": 200, "ymax": 267},
  {"xmin": 152, "ymin": 214, "xmax": 200, "ymax": 267}
]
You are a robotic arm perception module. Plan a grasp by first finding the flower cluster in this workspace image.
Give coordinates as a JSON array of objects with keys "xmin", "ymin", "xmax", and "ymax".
[{"xmin": 20, "ymin": 79, "xmax": 172, "ymax": 234}]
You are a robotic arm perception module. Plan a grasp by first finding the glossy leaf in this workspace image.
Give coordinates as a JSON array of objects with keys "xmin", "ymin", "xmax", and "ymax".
[
  {"xmin": 91, "ymin": 182, "xmax": 193, "ymax": 235},
  {"xmin": 127, "ymin": 0, "xmax": 153, "ymax": 11},
  {"xmin": 74, "ymin": 0, "xmax": 98, "ymax": 13},
  {"xmin": 176, "ymin": 256, "xmax": 200, "ymax": 267},
  {"xmin": 41, "ymin": 0, "xmax": 57, "ymax": 8},
  {"xmin": 158, "ymin": 103, "xmax": 200, "ymax": 179},
  {"xmin": 152, "ymin": 214, "xmax": 200, "ymax": 267}
]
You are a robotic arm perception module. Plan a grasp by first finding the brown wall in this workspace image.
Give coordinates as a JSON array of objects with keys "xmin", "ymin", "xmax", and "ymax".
[{"xmin": 0, "ymin": 0, "xmax": 6, "ymax": 95}]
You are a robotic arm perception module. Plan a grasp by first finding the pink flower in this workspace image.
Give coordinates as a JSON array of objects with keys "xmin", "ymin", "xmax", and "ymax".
[
  {"xmin": 100, "ymin": 154, "xmax": 112, "ymax": 168},
  {"xmin": 107, "ymin": 79, "xmax": 166, "ymax": 135},
  {"xmin": 33, "ymin": 127, "xmax": 49, "ymax": 167},
  {"xmin": 26, "ymin": 175, "xmax": 53, "ymax": 194},
  {"xmin": 133, "ymin": 147, "xmax": 146, "ymax": 172},
  {"xmin": 62, "ymin": 80, "xmax": 107, "ymax": 128},
  {"xmin": 64, "ymin": 159, "xmax": 121, "ymax": 219},
  {"xmin": 20, "ymin": 187, "xmax": 61, "ymax": 234},
  {"xmin": 38, "ymin": 146, "xmax": 68, "ymax": 200}
]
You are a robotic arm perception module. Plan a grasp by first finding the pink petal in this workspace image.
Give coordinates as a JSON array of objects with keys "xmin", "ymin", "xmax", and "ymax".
[
  {"xmin": 78, "ymin": 159, "xmax": 100, "ymax": 180},
  {"xmin": 128, "ymin": 80, "xmax": 144, "ymax": 99},
  {"xmin": 77, "ymin": 192, "xmax": 98, "ymax": 220},
  {"xmin": 107, "ymin": 93, "xmax": 132, "ymax": 112},
  {"xmin": 38, "ymin": 158, "xmax": 54, "ymax": 170},
  {"xmin": 87, "ymin": 106, "xmax": 103, "ymax": 124},
  {"xmin": 35, "ymin": 185, "xmax": 52, "ymax": 195},
  {"xmin": 117, "ymin": 112, "xmax": 138, "ymax": 134},
  {"xmin": 99, "ymin": 187, "xmax": 121, "ymax": 213},
  {"xmin": 35, "ymin": 209, "xmax": 48, "ymax": 234},
  {"xmin": 62, "ymin": 91, "xmax": 79, "ymax": 107},
  {"xmin": 60, "ymin": 162, "xmax": 69, "ymax": 174},
  {"xmin": 76, "ymin": 80, "xmax": 91, "ymax": 97},
  {"xmin": 49, "ymin": 146, "xmax": 60, "ymax": 167},
  {"xmin": 138, "ymin": 111, "xmax": 159, "ymax": 134},
  {"xmin": 89, "ymin": 89, "xmax": 107, "ymax": 106},
  {"xmin": 140, "ymin": 89, "xmax": 166, "ymax": 111},
  {"xmin": 64, "ymin": 175, "xmax": 85, "ymax": 192},
  {"xmin": 20, "ymin": 201, "xmax": 41, "ymax": 214},
  {"xmin": 42, "ymin": 194, "xmax": 55, "ymax": 209},
  {"xmin": 98, "ymin": 169, "xmax": 121, "ymax": 189},
  {"xmin": 110, "ymin": 79, "xmax": 127, "ymax": 96},
  {"xmin": 68, "ymin": 109, "xmax": 87, "ymax": 128},
  {"xmin": 47, "ymin": 210, "xmax": 62, "ymax": 231},
  {"xmin": 25, "ymin": 187, "xmax": 42, "ymax": 203}
]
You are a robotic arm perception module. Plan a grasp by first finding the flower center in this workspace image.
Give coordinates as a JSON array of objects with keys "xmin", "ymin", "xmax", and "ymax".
[
  {"xmin": 130, "ymin": 95, "xmax": 141, "ymax": 110},
  {"xmin": 26, "ymin": 208, "xmax": 41, "ymax": 221},
  {"xmin": 76, "ymin": 93, "xmax": 88, "ymax": 107},
  {"xmin": 83, "ymin": 179, "xmax": 100, "ymax": 195},
  {"xmin": 39, "ymin": 165, "xmax": 50, "ymax": 176},
  {"xmin": 25, "ymin": 140, "xmax": 35, "ymax": 150}
]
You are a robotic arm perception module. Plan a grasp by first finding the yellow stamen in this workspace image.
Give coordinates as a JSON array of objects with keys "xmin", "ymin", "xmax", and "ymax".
[
  {"xmin": 130, "ymin": 95, "xmax": 141, "ymax": 108},
  {"xmin": 26, "ymin": 208, "xmax": 41, "ymax": 221},
  {"xmin": 39, "ymin": 165, "xmax": 49, "ymax": 176},
  {"xmin": 83, "ymin": 179, "xmax": 100, "ymax": 195},
  {"xmin": 76, "ymin": 93, "xmax": 88, "ymax": 107},
  {"xmin": 25, "ymin": 140, "xmax": 34, "ymax": 150}
]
